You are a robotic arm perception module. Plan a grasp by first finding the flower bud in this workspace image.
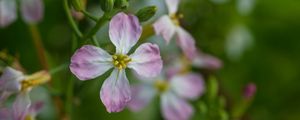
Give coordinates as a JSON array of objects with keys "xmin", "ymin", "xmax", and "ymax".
[
  {"xmin": 0, "ymin": 0, "xmax": 17, "ymax": 28},
  {"xmin": 243, "ymin": 82, "xmax": 256, "ymax": 99},
  {"xmin": 136, "ymin": 6, "xmax": 157, "ymax": 22},
  {"xmin": 114, "ymin": 0, "xmax": 129, "ymax": 9},
  {"xmin": 208, "ymin": 76, "xmax": 218, "ymax": 100},
  {"xmin": 100, "ymin": 0, "xmax": 115, "ymax": 12},
  {"xmin": 71, "ymin": 0, "xmax": 84, "ymax": 11},
  {"xmin": 20, "ymin": 0, "xmax": 44, "ymax": 24}
]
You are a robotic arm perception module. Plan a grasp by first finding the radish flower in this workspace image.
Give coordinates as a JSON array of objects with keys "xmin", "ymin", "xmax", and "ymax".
[
  {"xmin": 128, "ymin": 72, "xmax": 204, "ymax": 120},
  {"xmin": 70, "ymin": 12, "xmax": 163, "ymax": 113},
  {"xmin": 153, "ymin": 0, "xmax": 197, "ymax": 60}
]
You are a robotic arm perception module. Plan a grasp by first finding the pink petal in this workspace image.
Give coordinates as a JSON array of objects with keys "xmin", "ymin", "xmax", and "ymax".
[
  {"xmin": 161, "ymin": 92, "xmax": 194, "ymax": 120},
  {"xmin": 0, "ymin": 0, "xmax": 17, "ymax": 28},
  {"xmin": 109, "ymin": 12, "xmax": 142, "ymax": 54},
  {"xmin": 100, "ymin": 69, "xmax": 131, "ymax": 113},
  {"xmin": 153, "ymin": 15, "xmax": 176, "ymax": 44},
  {"xmin": 170, "ymin": 73, "xmax": 205, "ymax": 100},
  {"xmin": 20, "ymin": 0, "xmax": 44, "ymax": 24},
  {"xmin": 192, "ymin": 52, "xmax": 223, "ymax": 70},
  {"xmin": 70, "ymin": 45, "xmax": 113, "ymax": 80},
  {"xmin": 128, "ymin": 84, "xmax": 156, "ymax": 111},
  {"xmin": 0, "ymin": 108, "xmax": 12, "ymax": 119},
  {"xmin": 13, "ymin": 93, "xmax": 31, "ymax": 120},
  {"xmin": 165, "ymin": 0, "xmax": 180, "ymax": 14},
  {"xmin": 0, "ymin": 67, "xmax": 24, "ymax": 93},
  {"xmin": 176, "ymin": 27, "xmax": 197, "ymax": 60},
  {"xmin": 128, "ymin": 43, "xmax": 163, "ymax": 78}
]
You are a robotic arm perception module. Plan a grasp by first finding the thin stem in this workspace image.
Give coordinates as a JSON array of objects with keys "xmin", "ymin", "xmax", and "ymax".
[
  {"xmin": 28, "ymin": 24, "xmax": 49, "ymax": 70},
  {"xmin": 92, "ymin": 36, "xmax": 100, "ymax": 46},
  {"xmin": 63, "ymin": 0, "xmax": 83, "ymax": 38},
  {"xmin": 49, "ymin": 63, "xmax": 69, "ymax": 75},
  {"xmin": 82, "ymin": 13, "xmax": 111, "ymax": 40},
  {"xmin": 65, "ymin": 75, "xmax": 75, "ymax": 119},
  {"xmin": 81, "ymin": 10, "xmax": 98, "ymax": 22}
]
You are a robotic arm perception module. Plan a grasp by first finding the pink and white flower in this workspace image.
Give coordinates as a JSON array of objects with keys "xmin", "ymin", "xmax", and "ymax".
[
  {"xmin": 153, "ymin": 0, "xmax": 197, "ymax": 60},
  {"xmin": 0, "ymin": 95, "xmax": 44, "ymax": 120},
  {"xmin": 128, "ymin": 71, "xmax": 205, "ymax": 120},
  {"xmin": 0, "ymin": 0, "xmax": 43, "ymax": 28},
  {"xmin": 0, "ymin": 67, "xmax": 49, "ymax": 120},
  {"xmin": 70, "ymin": 12, "xmax": 163, "ymax": 113}
]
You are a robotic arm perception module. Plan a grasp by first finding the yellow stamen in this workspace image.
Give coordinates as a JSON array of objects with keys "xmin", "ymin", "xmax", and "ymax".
[
  {"xmin": 154, "ymin": 80, "xmax": 169, "ymax": 93},
  {"xmin": 21, "ymin": 70, "xmax": 51, "ymax": 91},
  {"xmin": 112, "ymin": 54, "xmax": 131, "ymax": 69}
]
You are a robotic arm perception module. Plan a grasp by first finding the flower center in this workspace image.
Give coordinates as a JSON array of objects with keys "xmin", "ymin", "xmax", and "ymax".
[
  {"xmin": 154, "ymin": 80, "xmax": 169, "ymax": 93},
  {"xmin": 112, "ymin": 54, "xmax": 132, "ymax": 70},
  {"xmin": 170, "ymin": 14, "xmax": 183, "ymax": 26},
  {"xmin": 20, "ymin": 71, "xmax": 50, "ymax": 91}
]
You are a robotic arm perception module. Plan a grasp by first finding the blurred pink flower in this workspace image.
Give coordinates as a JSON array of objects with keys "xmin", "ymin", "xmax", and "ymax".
[
  {"xmin": 0, "ymin": 0, "xmax": 43, "ymax": 28},
  {"xmin": 70, "ymin": 12, "xmax": 163, "ymax": 113},
  {"xmin": 153, "ymin": 0, "xmax": 197, "ymax": 60},
  {"xmin": 20, "ymin": 0, "xmax": 44, "ymax": 24},
  {"xmin": 192, "ymin": 51, "xmax": 223, "ymax": 70},
  {"xmin": 0, "ymin": 0, "xmax": 17, "ymax": 28},
  {"xmin": 128, "ymin": 72, "xmax": 205, "ymax": 120},
  {"xmin": 0, "ymin": 94, "xmax": 44, "ymax": 120},
  {"xmin": 243, "ymin": 82, "xmax": 256, "ymax": 99}
]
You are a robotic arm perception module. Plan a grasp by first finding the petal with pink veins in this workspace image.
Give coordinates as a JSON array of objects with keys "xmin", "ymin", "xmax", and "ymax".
[
  {"xmin": 13, "ymin": 92, "xmax": 31, "ymax": 120},
  {"xmin": 128, "ymin": 43, "xmax": 163, "ymax": 78},
  {"xmin": 192, "ymin": 52, "xmax": 223, "ymax": 70},
  {"xmin": 161, "ymin": 92, "xmax": 194, "ymax": 120},
  {"xmin": 128, "ymin": 84, "xmax": 156, "ymax": 111},
  {"xmin": 170, "ymin": 73, "xmax": 205, "ymax": 100},
  {"xmin": 153, "ymin": 15, "xmax": 176, "ymax": 44},
  {"xmin": 109, "ymin": 12, "xmax": 142, "ymax": 54},
  {"xmin": 176, "ymin": 27, "xmax": 197, "ymax": 60},
  {"xmin": 20, "ymin": 0, "xmax": 44, "ymax": 24},
  {"xmin": 0, "ymin": 0, "xmax": 17, "ymax": 28},
  {"xmin": 70, "ymin": 45, "xmax": 113, "ymax": 80},
  {"xmin": 0, "ymin": 67, "xmax": 24, "ymax": 93},
  {"xmin": 100, "ymin": 69, "xmax": 131, "ymax": 113}
]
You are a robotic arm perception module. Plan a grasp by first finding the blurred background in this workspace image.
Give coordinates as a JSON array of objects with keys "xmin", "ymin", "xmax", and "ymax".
[{"xmin": 1, "ymin": 0, "xmax": 300, "ymax": 120}]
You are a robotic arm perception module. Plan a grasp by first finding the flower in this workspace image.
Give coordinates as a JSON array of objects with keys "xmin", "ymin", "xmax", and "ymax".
[
  {"xmin": 20, "ymin": 0, "xmax": 44, "ymax": 24},
  {"xmin": 0, "ymin": 67, "xmax": 49, "ymax": 120},
  {"xmin": 153, "ymin": 0, "xmax": 197, "ymax": 60},
  {"xmin": 128, "ymin": 71, "xmax": 205, "ymax": 120},
  {"xmin": 70, "ymin": 12, "xmax": 163, "ymax": 113},
  {"xmin": 0, "ymin": 0, "xmax": 17, "ymax": 28},
  {"xmin": 166, "ymin": 50, "xmax": 222, "ymax": 78},
  {"xmin": 0, "ymin": 96, "xmax": 44, "ymax": 120},
  {"xmin": 243, "ymin": 82, "xmax": 256, "ymax": 99},
  {"xmin": 0, "ymin": 0, "xmax": 44, "ymax": 28}
]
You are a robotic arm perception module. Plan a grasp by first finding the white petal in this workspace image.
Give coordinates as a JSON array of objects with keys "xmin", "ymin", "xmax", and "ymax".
[
  {"xmin": 165, "ymin": 0, "xmax": 180, "ymax": 15},
  {"xmin": 0, "ymin": 0, "xmax": 17, "ymax": 27},
  {"xmin": 176, "ymin": 27, "xmax": 197, "ymax": 60},
  {"xmin": 170, "ymin": 73, "xmax": 205, "ymax": 100},
  {"xmin": 109, "ymin": 12, "xmax": 142, "ymax": 54},
  {"xmin": 128, "ymin": 43, "xmax": 163, "ymax": 78},
  {"xmin": 161, "ymin": 92, "xmax": 194, "ymax": 120},
  {"xmin": 70, "ymin": 45, "xmax": 113, "ymax": 80},
  {"xmin": 0, "ymin": 67, "xmax": 24, "ymax": 93},
  {"xmin": 153, "ymin": 15, "xmax": 176, "ymax": 44},
  {"xmin": 13, "ymin": 92, "xmax": 31, "ymax": 120},
  {"xmin": 128, "ymin": 84, "xmax": 156, "ymax": 111},
  {"xmin": 100, "ymin": 69, "xmax": 131, "ymax": 113}
]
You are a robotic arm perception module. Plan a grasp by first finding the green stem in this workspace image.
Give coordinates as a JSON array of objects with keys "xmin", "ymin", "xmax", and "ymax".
[
  {"xmin": 81, "ymin": 10, "xmax": 98, "ymax": 22},
  {"xmin": 28, "ymin": 24, "xmax": 49, "ymax": 70},
  {"xmin": 65, "ymin": 75, "xmax": 75, "ymax": 119},
  {"xmin": 49, "ymin": 63, "xmax": 69, "ymax": 75},
  {"xmin": 92, "ymin": 36, "xmax": 100, "ymax": 46},
  {"xmin": 82, "ymin": 13, "xmax": 111, "ymax": 40},
  {"xmin": 63, "ymin": 0, "xmax": 83, "ymax": 38}
]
